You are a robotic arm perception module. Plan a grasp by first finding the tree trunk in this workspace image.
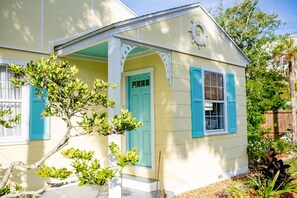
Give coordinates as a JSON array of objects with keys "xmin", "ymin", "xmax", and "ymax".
[{"xmin": 289, "ymin": 59, "xmax": 297, "ymax": 143}]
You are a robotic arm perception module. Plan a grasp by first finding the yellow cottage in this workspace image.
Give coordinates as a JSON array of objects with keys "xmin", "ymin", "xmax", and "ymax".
[{"xmin": 0, "ymin": 1, "xmax": 249, "ymax": 197}]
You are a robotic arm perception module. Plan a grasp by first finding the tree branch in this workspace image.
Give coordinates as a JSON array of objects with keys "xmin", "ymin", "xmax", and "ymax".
[{"xmin": 0, "ymin": 121, "xmax": 73, "ymax": 189}]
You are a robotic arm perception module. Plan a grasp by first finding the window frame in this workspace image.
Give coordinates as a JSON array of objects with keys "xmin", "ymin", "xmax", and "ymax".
[
  {"xmin": 202, "ymin": 68, "xmax": 228, "ymax": 136},
  {"xmin": 0, "ymin": 58, "xmax": 29, "ymax": 145}
]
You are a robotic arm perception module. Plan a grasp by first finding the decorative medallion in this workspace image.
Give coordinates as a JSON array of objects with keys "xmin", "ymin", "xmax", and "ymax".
[{"xmin": 189, "ymin": 20, "xmax": 207, "ymax": 49}]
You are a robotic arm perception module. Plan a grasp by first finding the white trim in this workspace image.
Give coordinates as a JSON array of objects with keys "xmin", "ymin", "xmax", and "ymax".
[
  {"xmin": 48, "ymin": 29, "xmax": 98, "ymax": 54},
  {"xmin": 179, "ymin": 16, "xmax": 183, "ymax": 50},
  {"xmin": 41, "ymin": 0, "xmax": 44, "ymax": 51},
  {"xmin": 199, "ymin": 67, "xmax": 229, "ymax": 135},
  {"xmin": 116, "ymin": 35, "xmax": 247, "ymax": 68},
  {"xmin": 0, "ymin": 45, "xmax": 48, "ymax": 55},
  {"xmin": 54, "ymin": 3, "xmax": 250, "ymax": 65},
  {"xmin": 112, "ymin": 0, "xmax": 137, "ymax": 17},
  {"xmin": 174, "ymin": 166, "xmax": 248, "ymax": 195},
  {"xmin": 0, "ymin": 58, "xmax": 27, "ymax": 66},
  {"xmin": 0, "ymin": 59, "xmax": 30, "ymax": 145},
  {"xmin": 114, "ymin": 6, "xmax": 202, "ymax": 34},
  {"xmin": 199, "ymin": 5, "xmax": 250, "ymax": 64},
  {"xmin": 55, "ymin": 31, "xmax": 112, "ymax": 56},
  {"xmin": 107, "ymin": 37, "xmax": 122, "ymax": 197},
  {"xmin": 0, "ymin": 138, "xmax": 30, "ymax": 146},
  {"xmin": 91, "ymin": 0, "xmax": 94, "ymax": 29},
  {"xmin": 122, "ymin": 67, "xmax": 155, "ymax": 172}
]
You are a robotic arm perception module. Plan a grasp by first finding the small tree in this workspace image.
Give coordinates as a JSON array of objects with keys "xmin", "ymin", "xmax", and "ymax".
[
  {"xmin": 215, "ymin": 0, "xmax": 288, "ymax": 137},
  {"xmin": 0, "ymin": 55, "xmax": 141, "ymax": 197},
  {"xmin": 274, "ymin": 37, "xmax": 297, "ymax": 143}
]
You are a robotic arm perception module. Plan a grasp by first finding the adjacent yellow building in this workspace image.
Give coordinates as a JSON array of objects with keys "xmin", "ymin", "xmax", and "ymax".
[{"xmin": 0, "ymin": 1, "xmax": 249, "ymax": 196}]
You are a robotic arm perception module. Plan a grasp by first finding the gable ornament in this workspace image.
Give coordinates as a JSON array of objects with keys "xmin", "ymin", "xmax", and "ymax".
[{"xmin": 189, "ymin": 20, "xmax": 208, "ymax": 49}]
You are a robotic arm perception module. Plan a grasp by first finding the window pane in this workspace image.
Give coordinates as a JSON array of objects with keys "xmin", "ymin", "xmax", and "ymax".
[
  {"xmin": 0, "ymin": 65, "xmax": 22, "ymax": 138},
  {"xmin": 218, "ymin": 117, "xmax": 224, "ymax": 129},
  {"xmin": 218, "ymin": 87, "xmax": 224, "ymax": 101},
  {"xmin": 211, "ymin": 73, "xmax": 217, "ymax": 86},
  {"xmin": 204, "ymin": 72, "xmax": 210, "ymax": 86},
  {"xmin": 0, "ymin": 66, "xmax": 6, "ymax": 99},
  {"xmin": 205, "ymin": 117, "xmax": 210, "ymax": 130},
  {"xmin": 217, "ymin": 74, "xmax": 223, "ymax": 87},
  {"xmin": 204, "ymin": 102, "xmax": 224, "ymax": 131},
  {"xmin": 211, "ymin": 87, "xmax": 217, "ymax": 100},
  {"xmin": 204, "ymin": 71, "xmax": 225, "ymax": 132},
  {"xmin": 217, "ymin": 103, "xmax": 224, "ymax": 115},
  {"xmin": 0, "ymin": 102, "xmax": 21, "ymax": 137},
  {"xmin": 204, "ymin": 86, "xmax": 211, "ymax": 100},
  {"xmin": 211, "ymin": 117, "xmax": 217, "ymax": 130}
]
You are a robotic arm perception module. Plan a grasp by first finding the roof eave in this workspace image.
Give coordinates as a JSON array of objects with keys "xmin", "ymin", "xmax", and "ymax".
[{"xmin": 54, "ymin": 3, "xmax": 202, "ymax": 53}]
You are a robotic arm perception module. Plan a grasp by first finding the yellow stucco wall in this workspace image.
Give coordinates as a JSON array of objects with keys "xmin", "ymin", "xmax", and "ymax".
[
  {"xmin": 0, "ymin": 0, "xmax": 135, "ymax": 53},
  {"xmin": 119, "ymin": 6, "xmax": 247, "ymax": 67},
  {"xmin": 0, "ymin": 50, "xmax": 109, "ymax": 189}
]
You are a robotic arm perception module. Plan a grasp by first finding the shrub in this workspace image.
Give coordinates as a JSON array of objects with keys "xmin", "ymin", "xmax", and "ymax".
[
  {"xmin": 249, "ymin": 149, "xmax": 297, "ymax": 197},
  {"xmin": 272, "ymin": 138, "xmax": 292, "ymax": 154},
  {"xmin": 247, "ymin": 135, "xmax": 273, "ymax": 167}
]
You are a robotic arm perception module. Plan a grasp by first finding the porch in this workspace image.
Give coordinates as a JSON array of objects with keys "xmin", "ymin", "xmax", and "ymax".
[{"xmin": 55, "ymin": 34, "xmax": 172, "ymax": 197}]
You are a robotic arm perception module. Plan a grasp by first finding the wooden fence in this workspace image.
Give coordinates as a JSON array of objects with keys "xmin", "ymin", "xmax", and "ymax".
[{"xmin": 262, "ymin": 110, "xmax": 293, "ymax": 136}]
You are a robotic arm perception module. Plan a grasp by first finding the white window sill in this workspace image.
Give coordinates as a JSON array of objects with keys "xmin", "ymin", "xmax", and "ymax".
[
  {"xmin": 205, "ymin": 131, "xmax": 229, "ymax": 136},
  {"xmin": 0, "ymin": 138, "xmax": 30, "ymax": 146}
]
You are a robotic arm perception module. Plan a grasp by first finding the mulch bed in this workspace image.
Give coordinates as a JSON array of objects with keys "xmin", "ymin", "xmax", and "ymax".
[
  {"xmin": 175, "ymin": 173, "xmax": 297, "ymax": 198},
  {"xmin": 175, "ymin": 174, "xmax": 249, "ymax": 198}
]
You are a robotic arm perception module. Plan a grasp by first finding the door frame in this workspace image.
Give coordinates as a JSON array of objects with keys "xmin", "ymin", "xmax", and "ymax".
[{"xmin": 122, "ymin": 67, "xmax": 155, "ymax": 171}]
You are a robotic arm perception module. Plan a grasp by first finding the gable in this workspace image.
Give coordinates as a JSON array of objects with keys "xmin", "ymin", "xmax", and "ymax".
[
  {"xmin": 118, "ymin": 6, "xmax": 249, "ymax": 67},
  {"xmin": 0, "ymin": 0, "xmax": 136, "ymax": 53}
]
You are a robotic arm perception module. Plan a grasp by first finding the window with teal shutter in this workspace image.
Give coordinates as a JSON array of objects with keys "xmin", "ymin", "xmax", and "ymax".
[
  {"xmin": 226, "ymin": 73, "xmax": 237, "ymax": 133},
  {"xmin": 29, "ymin": 86, "xmax": 50, "ymax": 140},
  {"xmin": 190, "ymin": 67, "xmax": 204, "ymax": 138}
]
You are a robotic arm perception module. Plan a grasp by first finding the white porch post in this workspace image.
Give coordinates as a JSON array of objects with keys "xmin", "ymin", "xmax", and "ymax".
[{"xmin": 108, "ymin": 36, "xmax": 122, "ymax": 198}]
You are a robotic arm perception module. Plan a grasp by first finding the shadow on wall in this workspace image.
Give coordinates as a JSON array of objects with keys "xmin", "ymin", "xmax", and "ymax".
[
  {"xmin": 122, "ymin": 15, "xmax": 248, "ymax": 192},
  {"xmin": 157, "ymin": 49, "xmax": 247, "ymax": 190},
  {"xmin": 0, "ymin": 0, "xmax": 120, "ymax": 51}
]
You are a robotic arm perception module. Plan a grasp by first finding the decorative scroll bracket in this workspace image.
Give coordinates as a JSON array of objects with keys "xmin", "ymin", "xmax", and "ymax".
[
  {"xmin": 121, "ymin": 42, "xmax": 137, "ymax": 72},
  {"xmin": 120, "ymin": 41, "xmax": 172, "ymax": 86},
  {"xmin": 155, "ymin": 49, "xmax": 172, "ymax": 86}
]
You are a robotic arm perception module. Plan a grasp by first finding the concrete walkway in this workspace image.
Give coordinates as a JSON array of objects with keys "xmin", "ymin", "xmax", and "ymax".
[{"xmin": 41, "ymin": 183, "xmax": 165, "ymax": 198}]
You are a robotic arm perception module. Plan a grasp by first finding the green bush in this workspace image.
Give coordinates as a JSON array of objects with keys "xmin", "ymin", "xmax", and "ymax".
[
  {"xmin": 272, "ymin": 138, "xmax": 292, "ymax": 154},
  {"xmin": 248, "ymin": 149, "xmax": 297, "ymax": 197},
  {"xmin": 247, "ymin": 135, "xmax": 273, "ymax": 166}
]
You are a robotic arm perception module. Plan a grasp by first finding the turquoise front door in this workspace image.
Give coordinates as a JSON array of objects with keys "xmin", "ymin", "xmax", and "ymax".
[{"xmin": 128, "ymin": 73, "xmax": 151, "ymax": 167}]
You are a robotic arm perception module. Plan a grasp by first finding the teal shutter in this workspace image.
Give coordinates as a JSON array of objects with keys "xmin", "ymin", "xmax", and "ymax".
[
  {"xmin": 190, "ymin": 67, "xmax": 204, "ymax": 138},
  {"xmin": 29, "ymin": 86, "xmax": 50, "ymax": 140},
  {"xmin": 226, "ymin": 73, "xmax": 237, "ymax": 133}
]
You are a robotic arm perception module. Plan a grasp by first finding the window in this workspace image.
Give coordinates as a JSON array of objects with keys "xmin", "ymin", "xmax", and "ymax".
[
  {"xmin": 204, "ymin": 71, "xmax": 225, "ymax": 132},
  {"xmin": 0, "ymin": 58, "xmax": 50, "ymax": 144},
  {"xmin": 190, "ymin": 67, "xmax": 237, "ymax": 138},
  {"xmin": 0, "ymin": 63, "xmax": 29, "ymax": 144}
]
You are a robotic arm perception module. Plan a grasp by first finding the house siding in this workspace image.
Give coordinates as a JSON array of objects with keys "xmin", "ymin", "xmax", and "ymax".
[
  {"xmin": 161, "ymin": 52, "xmax": 247, "ymax": 193},
  {"xmin": 0, "ymin": 0, "xmax": 136, "ymax": 53},
  {"xmin": 118, "ymin": 51, "xmax": 247, "ymax": 194},
  {"xmin": 0, "ymin": 49, "xmax": 109, "ymax": 190},
  {"xmin": 119, "ymin": 7, "xmax": 247, "ymax": 67}
]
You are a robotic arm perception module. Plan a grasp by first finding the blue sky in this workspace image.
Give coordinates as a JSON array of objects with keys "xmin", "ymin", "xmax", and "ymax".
[{"xmin": 122, "ymin": 0, "xmax": 297, "ymax": 35}]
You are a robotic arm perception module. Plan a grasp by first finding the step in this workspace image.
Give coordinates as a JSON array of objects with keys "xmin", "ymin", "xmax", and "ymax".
[{"xmin": 122, "ymin": 174, "xmax": 160, "ymax": 192}]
